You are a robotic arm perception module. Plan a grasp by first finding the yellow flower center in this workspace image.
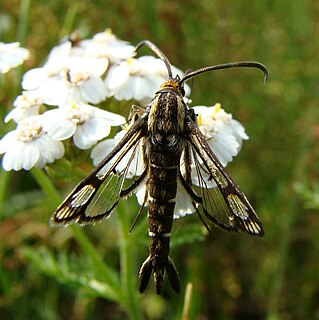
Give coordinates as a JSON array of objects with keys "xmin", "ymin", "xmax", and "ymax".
[{"xmin": 18, "ymin": 119, "xmax": 43, "ymax": 142}]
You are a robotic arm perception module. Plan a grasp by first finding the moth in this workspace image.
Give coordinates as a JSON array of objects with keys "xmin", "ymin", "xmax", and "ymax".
[{"xmin": 52, "ymin": 40, "xmax": 268, "ymax": 294}]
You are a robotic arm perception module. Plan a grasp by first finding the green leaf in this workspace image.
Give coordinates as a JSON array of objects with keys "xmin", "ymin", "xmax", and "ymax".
[
  {"xmin": 294, "ymin": 182, "xmax": 319, "ymax": 209},
  {"xmin": 21, "ymin": 246, "xmax": 121, "ymax": 301}
]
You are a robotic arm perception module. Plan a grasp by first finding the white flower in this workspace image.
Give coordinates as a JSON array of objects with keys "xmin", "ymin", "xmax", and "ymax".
[
  {"xmin": 22, "ymin": 67, "xmax": 108, "ymax": 106},
  {"xmin": 22, "ymin": 41, "xmax": 108, "ymax": 106},
  {"xmin": 21, "ymin": 41, "xmax": 68, "ymax": 89},
  {"xmin": 5, "ymin": 91, "xmax": 43, "ymax": 123},
  {"xmin": 0, "ymin": 42, "xmax": 29, "ymax": 74},
  {"xmin": 45, "ymin": 41, "xmax": 74, "ymax": 68},
  {"xmin": 104, "ymin": 56, "xmax": 190, "ymax": 102},
  {"xmin": 194, "ymin": 103, "xmax": 248, "ymax": 166},
  {"xmin": 42, "ymin": 103, "xmax": 126, "ymax": 150},
  {"xmin": 79, "ymin": 29, "xmax": 136, "ymax": 63},
  {"xmin": 46, "ymin": 66, "xmax": 108, "ymax": 106},
  {"xmin": 0, "ymin": 115, "xmax": 64, "ymax": 171}
]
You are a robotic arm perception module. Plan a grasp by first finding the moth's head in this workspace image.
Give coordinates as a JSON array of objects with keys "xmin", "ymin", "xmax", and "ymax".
[{"xmin": 159, "ymin": 76, "xmax": 185, "ymax": 96}]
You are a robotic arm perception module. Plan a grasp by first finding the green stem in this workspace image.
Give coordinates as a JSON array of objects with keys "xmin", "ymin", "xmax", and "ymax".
[
  {"xmin": 59, "ymin": 3, "xmax": 79, "ymax": 38},
  {"xmin": 31, "ymin": 168, "xmax": 121, "ymax": 300},
  {"xmin": 31, "ymin": 168, "xmax": 61, "ymax": 206},
  {"xmin": 117, "ymin": 201, "xmax": 142, "ymax": 320},
  {"xmin": 70, "ymin": 224, "xmax": 121, "ymax": 299},
  {"xmin": 0, "ymin": 170, "xmax": 10, "ymax": 219},
  {"xmin": 17, "ymin": 0, "xmax": 31, "ymax": 45}
]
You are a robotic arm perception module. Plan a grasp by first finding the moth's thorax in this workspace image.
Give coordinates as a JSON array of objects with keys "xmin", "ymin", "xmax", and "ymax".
[
  {"xmin": 148, "ymin": 81, "xmax": 186, "ymax": 150},
  {"xmin": 158, "ymin": 79, "xmax": 183, "ymax": 95}
]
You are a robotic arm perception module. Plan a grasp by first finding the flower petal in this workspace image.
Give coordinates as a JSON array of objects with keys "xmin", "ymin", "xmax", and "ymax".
[
  {"xmin": 0, "ymin": 130, "xmax": 18, "ymax": 154},
  {"xmin": 94, "ymin": 109, "xmax": 125, "ymax": 126},
  {"xmin": 36, "ymin": 135, "xmax": 65, "ymax": 166},
  {"xmin": 22, "ymin": 68, "xmax": 48, "ymax": 90},
  {"xmin": 22, "ymin": 141, "xmax": 40, "ymax": 170},
  {"xmin": 91, "ymin": 139, "xmax": 117, "ymax": 165},
  {"xmin": 80, "ymin": 76, "xmax": 107, "ymax": 104},
  {"xmin": 105, "ymin": 64, "xmax": 130, "ymax": 91},
  {"xmin": 173, "ymin": 182, "xmax": 196, "ymax": 219}
]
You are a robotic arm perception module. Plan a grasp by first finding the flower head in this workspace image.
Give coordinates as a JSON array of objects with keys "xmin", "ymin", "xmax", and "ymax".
[
  {"xmin": 194, "ymin": 103, "xmax": 248, "ymax": 166},
  {"xmin": 0, "ymin": 116, "xmax": 64, "ymax": 171},
  {"xmin": 22, "ymin": 43, "xmax": 108, "ymax": 106},
  {"xmin": 105, "ymin": 56, "xmax": 190, "ymax": 102},
  {"xmin": 42, "ymin": 103, "xmax": 126, "ymax": 149},
  {"xmin": 0, "ymin": 42, "xmax": 29, "ymax": 74},
  {"xmin": 5, "ymin": 91, "xmax": 43, "ymax": 123},
  {"xmin": 79, "ymin": 29, "xmax": 136, "ymax": 63}
]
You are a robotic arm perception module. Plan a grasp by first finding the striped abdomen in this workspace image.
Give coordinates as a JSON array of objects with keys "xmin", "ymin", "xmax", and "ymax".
[
  {"xmin": 139, "ymin": 151, "xmax": 181, "ymax": 294},
  {"xmin": 139, "ymin": 86, "xmax": 186, "ymax": 294}
]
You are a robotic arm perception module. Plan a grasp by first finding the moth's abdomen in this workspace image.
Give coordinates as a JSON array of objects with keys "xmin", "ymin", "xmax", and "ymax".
[
  {"xmin": 148, "ymin": 158, "xmax": 178, "ymax": 233},
  {"xmin": 139, "ymin": 87, "xmax": 185, "ymax": 294},
  {"xmin": 139, "ymin": 151, "xmax": 181, "ymax": 294}
]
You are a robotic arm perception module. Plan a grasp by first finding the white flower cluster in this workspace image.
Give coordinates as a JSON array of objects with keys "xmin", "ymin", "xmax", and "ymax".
[
  {"xmin": 0, "ymin": 30, "xmax": 182, "ymax": 170},
  {"xmin": 0, "ymin": 29, "xmax": 248, "ymax": 175},
  {"xmin": 0, "ymin": 42, "xmax": 29, "ymax": 74}
]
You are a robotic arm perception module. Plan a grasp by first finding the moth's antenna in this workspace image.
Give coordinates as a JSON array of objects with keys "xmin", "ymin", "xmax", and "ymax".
[
  {"xmin": 180, "ymin": 61, "xmax": 269, "ymax": 84},
  {"xmin": 136, "ymin": 40, "xmax": 173, "ymax": 78}
]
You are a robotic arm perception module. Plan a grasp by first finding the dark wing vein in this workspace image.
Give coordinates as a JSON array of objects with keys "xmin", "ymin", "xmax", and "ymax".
[
  {"xmin": 191, "ymin": 146, "xmax": 240, "ymax": 232},
  {"xmin": 185, "ymin": 118, "xmax": 264, "ymax": 236},
  {"xmin": 51, "ymin": 115, "xmax": 148, "ymax": 226},
  {"xmin": 85, "ymin": 139, "xmax": 147, "ymax": 220}
]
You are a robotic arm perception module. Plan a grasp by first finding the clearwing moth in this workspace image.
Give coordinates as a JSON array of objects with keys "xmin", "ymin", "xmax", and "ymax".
[{"xmin": 52, "ymin": 40, "xmax": 268, "ymax": 294}]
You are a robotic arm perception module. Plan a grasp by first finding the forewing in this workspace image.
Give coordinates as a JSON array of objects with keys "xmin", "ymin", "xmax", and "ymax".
[
  {"xmin": 52, "ymin": 115, "xmax": 148, "ymax": 225},
  {"xmin": 184, "ymin": 119, "xmax": 264, "ymax": 236}
]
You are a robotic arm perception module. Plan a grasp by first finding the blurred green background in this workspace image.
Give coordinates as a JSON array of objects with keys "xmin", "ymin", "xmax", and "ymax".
[{"xmin": 0, "ymin": 0, "xmax": 318, "ymax": 319}]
